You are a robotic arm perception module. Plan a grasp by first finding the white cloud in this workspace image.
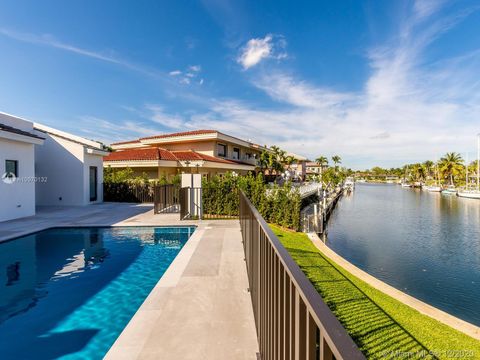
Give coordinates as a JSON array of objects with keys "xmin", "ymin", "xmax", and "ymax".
[
  {"xmin": 145, "ymin": 104, "xmax": 185, "ymax": 129},
  {"xmin": 77, "ymin": 115, "xmax": 159, "ymax": 144},
  {"xmin": 184, "ymin": 3, "xmax": 480, "ymax": 168},
  {"xmin": 64, "ymin": 2, "xmax": 480, "ymax": 168},
  {"xmin": 237, "ymin": 34, "xmax": 287, "ymax": 69},
  {"xmin": 414, "ymin": 0, "xmax": 444, "ymax": 20},
  {"xmin": 169, "ymin": 65, "xmax": 202, "ymax": 85},
  {"xmin": 0, "ymin": 28, "xmax": 162, "ymax": 78},
  {"xmin": 189, "ymin": 65, "xmax": 201, "ymax": 72}
]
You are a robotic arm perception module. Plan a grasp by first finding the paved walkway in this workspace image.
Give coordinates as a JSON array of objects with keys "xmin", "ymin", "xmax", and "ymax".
[{"xmin": 0, "ymin": 203, "xmax": 259, "ymax": 359}]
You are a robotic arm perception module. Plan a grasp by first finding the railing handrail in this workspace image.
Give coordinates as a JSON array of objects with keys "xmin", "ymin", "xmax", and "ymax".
[{"xmin": 240, "ymin": 190, "xmax": 364, "ymax": 359}]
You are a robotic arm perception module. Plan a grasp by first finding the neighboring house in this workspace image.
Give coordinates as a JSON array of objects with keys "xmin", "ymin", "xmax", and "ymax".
[
  {"xmin": 285, "ymin": 152, "xmax": 308, "ymax": 181},
  {"xmin": 306, "ymin": 162, "xmax": 322, "ymax": 175},
  {"xmin": 0, "ymin": 113, "xmax": 44, "ymax": 222},
  {"xmin": 34, "ymin": 123, "xmax": 109, "ymax": 206},
  {"xmin": 104, "ymin": 130, "xmax": 265, "ymax": 179}
]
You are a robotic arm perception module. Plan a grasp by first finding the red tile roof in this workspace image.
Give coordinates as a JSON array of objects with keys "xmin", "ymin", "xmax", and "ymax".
[
  {"xmin": 140, "ymin": 129, "xmax": 217, "ymax": 141},
  {"xmin": 104, "ymin": 147, "xmax": 177, "ymax": 161},
  {"xmin": 104, "ymin": 147, "xmax": 248, "ymax": 166}
]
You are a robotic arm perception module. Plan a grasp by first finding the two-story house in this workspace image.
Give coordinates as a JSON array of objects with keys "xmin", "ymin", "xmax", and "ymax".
[{"xmin": 103, "ymin": 130, "xmax": 266, "ymax": 180}]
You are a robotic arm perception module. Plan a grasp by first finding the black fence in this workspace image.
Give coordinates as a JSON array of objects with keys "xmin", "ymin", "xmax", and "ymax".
[
  {"xmin": 103, "ymin": 182, "xmax": 154, "ymax": 203},
  {"xmin": 153, "ymin": 185, "xmax": 180, "ymax": 214}
]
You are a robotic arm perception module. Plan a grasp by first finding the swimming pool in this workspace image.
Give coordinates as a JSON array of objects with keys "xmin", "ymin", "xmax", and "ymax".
[{"xmin": 0, "ymin": 226, "xmax": 195, "ymax": 359}]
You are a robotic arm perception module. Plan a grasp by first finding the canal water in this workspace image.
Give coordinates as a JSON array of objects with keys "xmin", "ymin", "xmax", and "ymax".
[{"xmin": 326, "ymin": 183, "xmax": 480, "ymax": 326}]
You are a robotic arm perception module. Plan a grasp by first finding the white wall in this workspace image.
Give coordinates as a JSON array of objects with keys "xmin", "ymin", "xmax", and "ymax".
[
  {"xmin": 0, "ymin": 139, "xmax": 36, "ymax": 222},
  {"xmin": 35, "ymin": 132, "xmax": 105, "ymax": 206},
  {"xmin": 35, "ymin": 133, "xmax": 86, "ymax": 206}
]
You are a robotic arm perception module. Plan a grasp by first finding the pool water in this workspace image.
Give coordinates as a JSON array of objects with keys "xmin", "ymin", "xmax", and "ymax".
[{"xmin": 0, "ymin": 226, "xmax": 194, "ymax": 359}]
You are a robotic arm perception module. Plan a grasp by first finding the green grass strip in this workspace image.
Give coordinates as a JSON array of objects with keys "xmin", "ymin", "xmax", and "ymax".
[{"xmin": 269, "ymin": 224, "xmax": 480, "ymax": 360}]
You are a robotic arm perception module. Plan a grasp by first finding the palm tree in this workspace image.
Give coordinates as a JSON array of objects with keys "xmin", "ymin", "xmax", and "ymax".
[
  {"xmin": 315, "ymin": 156, "xmax": 328, "ymax": 181},
  {"xmin": 283, "ymin": 155, "xmax": 295, "ymax": 169},
  {"xmin": 422, "ymin": 160, "xmax": 434, "ymax": 179},
  {"xmin": 332, "ymin": 155, "xmax": 342, "ymax": 172},
  {"xmin": 439, "ymin": 152, "xmax": 464, "ymax": 185},
  {"xmin": 410, "ymin": 163, "xmax": 425, "ymax": 182}
]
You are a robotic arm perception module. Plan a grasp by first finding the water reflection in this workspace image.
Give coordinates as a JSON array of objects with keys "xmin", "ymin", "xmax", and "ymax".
[
  {"xmin": 326, "ymin": 183, "xmax": 480, "ymax": 326},
  {"xmin": 0, "ymin": 226, "xmax": 193, "ymax": 359}
]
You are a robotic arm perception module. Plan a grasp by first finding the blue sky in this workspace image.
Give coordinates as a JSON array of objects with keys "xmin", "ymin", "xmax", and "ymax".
[{"xmin": 1, "ymin": 0, "xmax": 480, "ymax": 169}]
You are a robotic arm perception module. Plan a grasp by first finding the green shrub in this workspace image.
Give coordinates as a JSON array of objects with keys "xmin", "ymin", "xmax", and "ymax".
[{"xmin": 201, "ymin": 173, "xmax": 301, "ymax": 230}]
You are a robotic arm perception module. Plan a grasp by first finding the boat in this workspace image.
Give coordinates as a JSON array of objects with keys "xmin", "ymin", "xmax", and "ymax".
[
  {"xmin": 344, "ymin": 177, "xmax": 355, "ymax": 190},
  {"xmin": 401, "ymin": 183, "xmax": 412, "ymax": 188},
  {"xmin": 424, "ymin": 160, "xmax": 442, "ymax": 192},
  {"xmin": 424, "ymin": 185, "xmax": 442, "ymax": 192},
  {"xmin": 457, "ymin": 135, "xmax": 480, "ymax": 199},
  {"xmin": 442, "ymin": 186, "xmax": 457, "ymax": 195},
  {"xmin": 457, "ymin": 190, "xmax": 480, "ymax": 199}
]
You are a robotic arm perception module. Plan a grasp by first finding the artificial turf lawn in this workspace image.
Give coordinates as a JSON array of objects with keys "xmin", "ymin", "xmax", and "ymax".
[{"xmin": 269, "ymin": 224, "xmax": 480, "ymax": 360}]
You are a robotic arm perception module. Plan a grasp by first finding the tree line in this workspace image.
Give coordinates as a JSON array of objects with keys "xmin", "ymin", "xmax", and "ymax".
[{"xmin": 360, "ymin": 152, "xmax": 479, "ymax": 186}]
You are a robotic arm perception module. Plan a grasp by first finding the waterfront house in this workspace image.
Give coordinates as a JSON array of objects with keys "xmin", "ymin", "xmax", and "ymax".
[
  {"xmin": 0, "ymin": 112, "xmax": 44, "ymax": 222},
  {"xmin": 285, "ymin": 152, "xmax": 308, "ymax": 181},
  {"xmin": 103, "ymin": 129, "xmax": 265, "ymax": 180},
  {"xmin": 34, "ymin": 123, "xmax": 109, "ymax": 206},
  {"xmin": 306, "ymin": 161, "xmax": 322, "ymax": 175}
]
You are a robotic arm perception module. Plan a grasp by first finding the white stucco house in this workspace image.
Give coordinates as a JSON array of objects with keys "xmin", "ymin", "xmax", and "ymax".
[
  {"xmin": 0, "ymin": 113, "xmax": 44, "ymax": 222},
  {"xmin": 34, "ymin": 123, "xmax": 109, "ymax": 206},
  {"xmin": 0, "ymin": 111, "xmax": 109, "ymax": 223}
]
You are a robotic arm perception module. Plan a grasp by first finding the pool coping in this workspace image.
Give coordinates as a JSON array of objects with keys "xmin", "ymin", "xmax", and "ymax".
[
  {"xmin": 308, "ymin": 232, "xmax": 480, "ymax": 341},
  {"xmin": 104, "ymin": 224, "xmax": 207, "ymax": 359}
]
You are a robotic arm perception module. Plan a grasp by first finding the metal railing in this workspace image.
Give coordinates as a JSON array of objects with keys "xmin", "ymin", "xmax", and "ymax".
[
  {"xmin": 104, "ymin": 182, "xmax": 155, "ymax": 203},
  {"xmin": 297, "ymin": 182, "xmax": 323, "ymax": 199},
  {"xmin": 239, "ymin": 191, "xmax": 364, "ymax": 360},
  {"xmin": 153, "ymin": 184, "xmax": 180, "ymax": 214},
  {"xmin": 179, "ymin": 187, "xmax": 190, "ymax": 219}
]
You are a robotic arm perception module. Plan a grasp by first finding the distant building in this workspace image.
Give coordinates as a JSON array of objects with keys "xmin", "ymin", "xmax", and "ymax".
[
  {"xmin": 104, "ymin": 130, "xmax": 266, "ymax": 179},
  {"xmin": 285, "ymin": 152, "xmax": 308, "ymax": 181},
  {"xmin": 306, "ymin": 162, "xmax": 322, "ymax": 175}
]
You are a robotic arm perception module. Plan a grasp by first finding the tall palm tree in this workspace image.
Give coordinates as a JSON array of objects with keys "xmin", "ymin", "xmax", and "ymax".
[
  {"xmin": 422, "ymin": 160, "xmax": 434, "ymax": 179},
  {"xmin": 332, "ymin": 155, "xmax": 342, "ymax": 172},
  {"xmin": 439, "ymin": 152, "xmax": 464, "ymax": 185},
  {"xmin": 283, "ymin": 155, "xmax": 295, "ymax": 169},
  {"xmin": 315, "ymin": 156, "xmax": 328, "ymax": 181}
]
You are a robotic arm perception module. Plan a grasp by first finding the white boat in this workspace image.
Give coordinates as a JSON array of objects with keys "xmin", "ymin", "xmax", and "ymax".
[
  {"xmin": 401, "ymin": 183, "xmax": 412, "ymax": 188},
  {"xmin": 457, "ymin": 190, "xmax": 480, "ymax": 199},
  {"xmin": 442, "ymin": 186, "xmax": 457, "ymax": 195},
  {"xmin": 424, "ymin": 185, "xmax": 442, "ymax": 192},
  {"xmin": 344, "ymin": 177, "xmax": 355, "ymax": 190}
]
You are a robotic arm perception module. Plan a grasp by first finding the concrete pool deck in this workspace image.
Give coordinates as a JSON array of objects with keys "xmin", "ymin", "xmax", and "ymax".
[{"xmin": 0, "ymin": 203, "xmax": 259, "ymax": 359}]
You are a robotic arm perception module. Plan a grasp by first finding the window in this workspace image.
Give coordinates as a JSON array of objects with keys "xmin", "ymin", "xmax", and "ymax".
[
  {"xmin": 245, "ymin": 153, "xmax": 252, "ymax": 159},
  {"xmin": 5, "ymin": 160, "xmax": 18, "ymax": 177},
  {"xmin": 233, "ymin": 147, "xmax": 240, "ymax": 160},
  {"xmin": 217, "ymin": 143, "xmax": 227, "ymax": 157}
]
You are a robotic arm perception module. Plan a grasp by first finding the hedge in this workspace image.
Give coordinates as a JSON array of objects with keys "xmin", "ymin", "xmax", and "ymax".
[{"xmin": 202, "ymin": 173, "xmax": 301, "ymax": 230}]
